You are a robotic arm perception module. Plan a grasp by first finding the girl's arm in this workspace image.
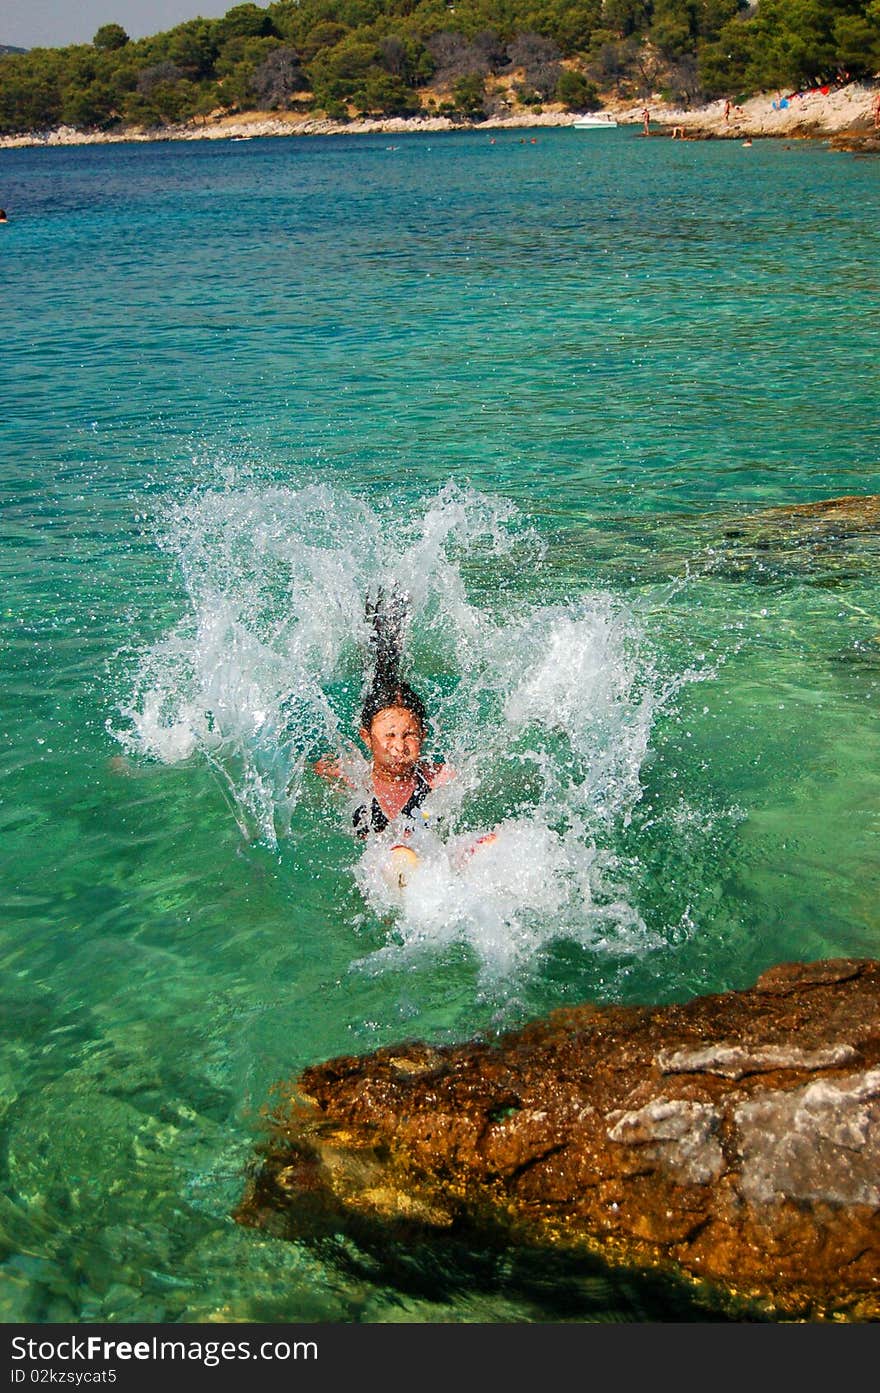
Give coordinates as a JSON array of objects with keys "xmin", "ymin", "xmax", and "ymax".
[{"xmin": 314, "ymin": 755, "xmax": 342, "ymax": 780}]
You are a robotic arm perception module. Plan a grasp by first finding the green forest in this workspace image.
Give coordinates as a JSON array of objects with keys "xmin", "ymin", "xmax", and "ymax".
[{"xmin": 1, "ymin": 0, "xmax": 878, "ymax": 135}]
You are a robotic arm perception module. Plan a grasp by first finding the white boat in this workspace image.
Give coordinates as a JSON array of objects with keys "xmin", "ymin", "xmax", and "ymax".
[{"xmin": 572, "ymin": 113, "xmax": 618, "ymax": 129}]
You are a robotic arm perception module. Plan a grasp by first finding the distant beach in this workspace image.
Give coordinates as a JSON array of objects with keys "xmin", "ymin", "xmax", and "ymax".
[{"xmin": 1, "ymin": 80, "xmax": 877, "ymax": 149}]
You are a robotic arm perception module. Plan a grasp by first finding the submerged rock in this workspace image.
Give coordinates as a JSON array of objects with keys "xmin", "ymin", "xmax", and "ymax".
[
  {"xmin": 564, "ymin": 494, "xmax": 880, "ymax": 590},
  {"xmin": 235, "ymin": 959, "xmax": 880, "ymax": 1321},
  {"xmin": 830, "ymin": 132, "xmax": 880, "ymax": 156},
  {"xmin": 743, "ymin": 494, "xmax": 880, "ymax": 537},
  {"xmin": 702, "ymin": 494, "xmax": 880, "ymax": 585}
]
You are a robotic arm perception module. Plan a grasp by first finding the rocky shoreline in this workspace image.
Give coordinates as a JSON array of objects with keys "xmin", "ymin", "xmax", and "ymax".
[
  {"xmin": 1, "ymin": 80, "xmax": 877, "ymax": 150},
  {"xmin": 236, "ymin": 957, "xmax": 880, "ymax": 1321}
]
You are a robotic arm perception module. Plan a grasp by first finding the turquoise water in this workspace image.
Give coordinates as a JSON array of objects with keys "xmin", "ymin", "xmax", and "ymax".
[{"xmin": 1, "ymin": 128, "xmax": 879, "ymax": 1323}]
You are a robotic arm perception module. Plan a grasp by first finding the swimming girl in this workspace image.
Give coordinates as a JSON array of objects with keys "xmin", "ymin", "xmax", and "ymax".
[
  {"xmin": 314, "ymin": 587, "xmax": 452, "ymax": 840},
  {"xmin": 314, "ymin": 588, "xmax": 492, "ymax": 886},
  {"xmin": 314, "ymin": 676, "xmax": 453, "ymax": 841}
]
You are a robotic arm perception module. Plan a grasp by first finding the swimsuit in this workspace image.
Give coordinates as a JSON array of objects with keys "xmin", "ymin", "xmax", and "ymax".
[{"xmin": 353, "ymin": 766, "xmax": 433, "ymax": 839}]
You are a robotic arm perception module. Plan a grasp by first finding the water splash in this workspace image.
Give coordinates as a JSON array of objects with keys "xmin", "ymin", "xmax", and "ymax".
[{"xmin": 112, "ymin": 479, "xmax": 698, "ymax": 978}]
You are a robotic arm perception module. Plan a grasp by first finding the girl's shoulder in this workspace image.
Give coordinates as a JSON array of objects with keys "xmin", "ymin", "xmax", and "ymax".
[
  {"xmin": 422, "ymin": 761, "xmax": 455, "ymax": 788},
  {"xmin": 314, "ymin": 755, "xmax": 361, "ymax": 788}
]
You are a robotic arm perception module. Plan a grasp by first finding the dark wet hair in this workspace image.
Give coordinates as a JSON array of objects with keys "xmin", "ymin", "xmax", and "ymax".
[
  {"xmin": 360, "ymin": 584, "xmax": 428, "ymax": 731},
  {"xmin": 360, "ymin": 680, "xmax": 427, "ymax": 732}
]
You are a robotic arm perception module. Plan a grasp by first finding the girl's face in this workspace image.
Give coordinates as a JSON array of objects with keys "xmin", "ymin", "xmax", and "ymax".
[{"xmin": 360, "ymin": 706, "xmax": 424, "ymax": 779}]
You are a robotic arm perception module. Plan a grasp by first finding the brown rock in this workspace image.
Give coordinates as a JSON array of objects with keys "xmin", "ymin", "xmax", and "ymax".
[
  {"xmin": 235, "ymin": 959, "xmax": 880, "ymax": 1320},
  {"xmin": 706, "ymin": 494, "xmax": 880, "ymax": 586},
  {"xmin": 830, "ymin": 132, "xmax": 880, "ymax": 155},
  {"xmin": 751, "ymin": 495, "xmax": 880, "ymax": 534}
]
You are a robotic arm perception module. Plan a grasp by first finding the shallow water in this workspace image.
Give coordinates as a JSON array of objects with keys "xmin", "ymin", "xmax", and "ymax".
[{"xmin": 1, "ymin": 128, "xmax": 879, "ymax": 1323}]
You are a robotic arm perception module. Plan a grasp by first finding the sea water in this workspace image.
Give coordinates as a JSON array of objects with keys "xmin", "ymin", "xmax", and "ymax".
[{"xmin": 1, "ymin": 128, "xmax": 879, "ymax": 1322}]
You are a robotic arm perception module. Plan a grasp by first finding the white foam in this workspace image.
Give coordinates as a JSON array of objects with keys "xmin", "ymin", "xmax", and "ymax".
[{"xmin": 112, "ymin": 477, "xmax": 692, "ymax": 975}]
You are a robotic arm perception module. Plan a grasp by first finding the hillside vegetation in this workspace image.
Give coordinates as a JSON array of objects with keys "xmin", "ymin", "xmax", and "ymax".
[{"xmin": 1, "ymin": 0, "xmax": 878, "ymax": 135}]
